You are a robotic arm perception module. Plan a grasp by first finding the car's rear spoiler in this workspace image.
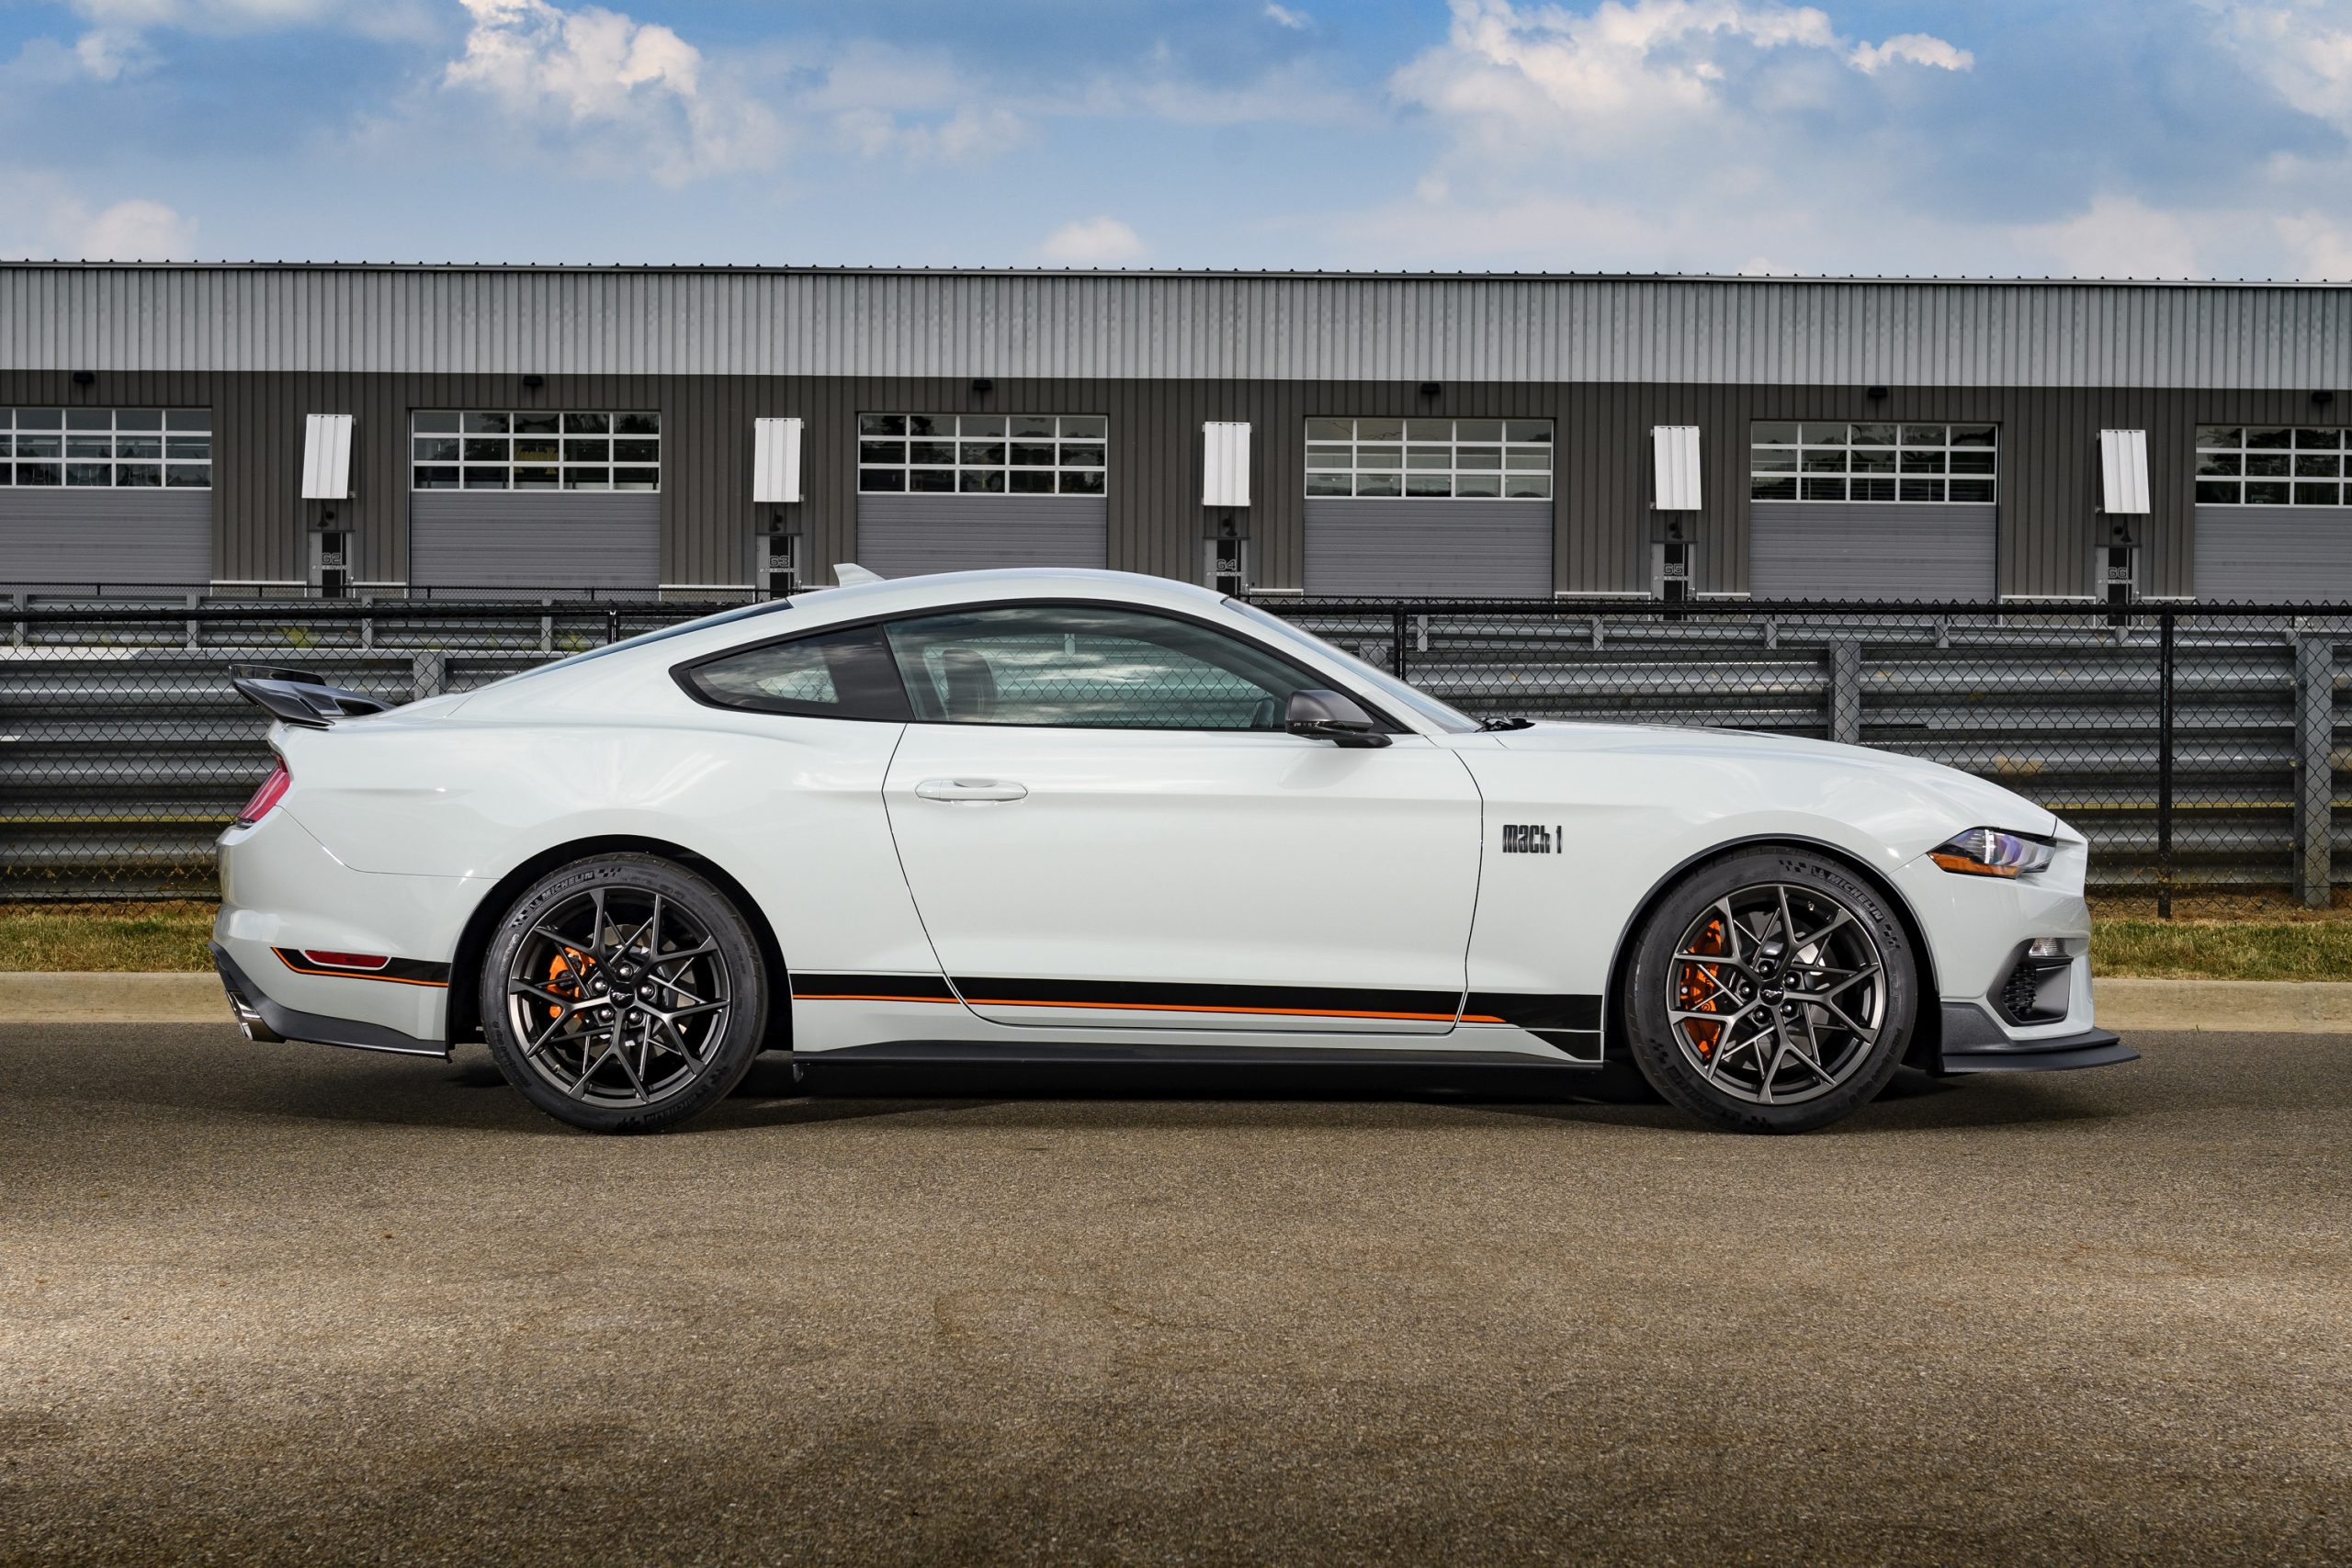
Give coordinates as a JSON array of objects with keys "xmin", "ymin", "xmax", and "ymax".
[{"xmin": 228, "ymin": 664, "xmax": 394, "ymax": 728}]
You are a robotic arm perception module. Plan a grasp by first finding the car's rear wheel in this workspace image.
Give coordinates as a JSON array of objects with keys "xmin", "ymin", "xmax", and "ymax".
[
  {"xmin": 1622, "ymin": 848, "xmax": 1916, "ymax": 1134},
  {"xmin": 481, "ymin": 853, "xmax": 767, "ymax": 1134}
]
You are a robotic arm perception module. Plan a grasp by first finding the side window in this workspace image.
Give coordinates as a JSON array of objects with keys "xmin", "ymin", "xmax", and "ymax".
[
  {"xmin": 677, "ymin": 626, "xmax": 911, "ymax": 720},
  {"xmin": 881, "ymin": 604, "xmax": 1341, "ymax": 730}
]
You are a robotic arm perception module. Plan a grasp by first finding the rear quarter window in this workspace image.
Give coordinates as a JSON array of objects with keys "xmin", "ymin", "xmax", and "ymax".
[{"xmin": 675, "ymin": 626, "xmax": 912, "ymax": 720}]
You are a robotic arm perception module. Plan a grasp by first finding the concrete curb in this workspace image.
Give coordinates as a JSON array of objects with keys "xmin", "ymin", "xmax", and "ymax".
[{"xmin": 4, "ymin": 971, "xmax": 2351, "ymax": 1033}]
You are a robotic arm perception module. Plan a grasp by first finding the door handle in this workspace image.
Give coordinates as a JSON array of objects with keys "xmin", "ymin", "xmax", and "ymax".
[{"xmin": 914, "ymin": 778, "xmax": 1029, "ymax": 803}]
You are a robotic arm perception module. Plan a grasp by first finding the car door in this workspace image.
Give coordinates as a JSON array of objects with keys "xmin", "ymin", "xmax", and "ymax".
[{"xmin": 877, "ymin": 601, "xmax": 1484, "ymax": 1034}]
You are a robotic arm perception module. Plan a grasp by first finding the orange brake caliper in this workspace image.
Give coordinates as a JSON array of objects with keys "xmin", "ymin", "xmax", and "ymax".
[
  {"xmin": 546, "ymin": 948, "xmax": 593, "ymax": 1021},
  {"xmin": 1678, "ymin": 918, "xmax": 1727, "ymax": 1057}
]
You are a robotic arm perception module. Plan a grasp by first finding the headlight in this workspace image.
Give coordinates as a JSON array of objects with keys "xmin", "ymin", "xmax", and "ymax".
[{"xmin": 1930, "ymin": 828, "xmax": 2057, "ymax": 879}]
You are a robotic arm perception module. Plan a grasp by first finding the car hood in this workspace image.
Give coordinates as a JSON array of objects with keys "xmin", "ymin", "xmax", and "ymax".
[{"xmin": 1481, "ymin": 722, "xmax": 2066, "ymax": 840}]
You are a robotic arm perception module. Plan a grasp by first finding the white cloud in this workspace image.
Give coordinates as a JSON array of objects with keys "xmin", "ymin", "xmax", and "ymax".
[
  {"xmin": 439, "ymin": 0, "xmax": 782, "ymax": 181},
  {"xmin": 2275, "ymin": 211, "xmax": 2352, "ymax": 279},
  {"xmin": 1265, "ymin": 3, "xmax": 1312, "ymax": 29},
  {"xmin": 1392, "ymin": 0, "xmax": 1970, "ymax": 151},
  {"xmin": 2200, "ymin": 2, "xmax": 2352, "ymax": 130},
  {"xmin": 0, "ymin": 179, "xmax": 198, "ymax": 260},
  {"xmin": 65, "ymin": 0, "xmax": 440, "ymax": 77},
  {"xmin": 2014, "ymin": 194, "xmax": 2205, "ymax": 280},
  {"xmin": 1849, "ymin": 32, "xmax": 1973, "ymax": 74},
  {"xmin": 1037, "ymin": 216, "xmax": 1148, "ymax": 265}
]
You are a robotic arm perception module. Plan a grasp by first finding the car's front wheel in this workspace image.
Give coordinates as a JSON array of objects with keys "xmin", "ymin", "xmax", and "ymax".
[
  {"xmin": 481, "ymin": 853, "xmax": 768, "ymax": 1134},
  {"xmin": 1622, "ymin": 848, "xmax": 1916, "ymax": 1134}
]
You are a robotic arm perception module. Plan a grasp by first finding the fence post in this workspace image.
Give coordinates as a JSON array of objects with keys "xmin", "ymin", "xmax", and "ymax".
[
  {"xmin": 2157, "ymin": 609, "xmax": 2176, "ymax": 919},
  {"xmin": 1827, "ymin": 639, "xmax": 1862, "ymax": 745},
  {"xmin": 2295, "ymin": 633, "xmax": 2335, "ymax": 908},
  {"xmin": 1390, "ymin": 607, "xmax": 1408, "ymax": 680},
  {"xmin": 606, "ymin": 607, "xmax": 621, "ymax": 646},
  {"xmin": 539, "ymin": 599, "xmax": 554, "ymax": 656},
  {"xmin": 184, "ymin": 592, "xmax": 200, "ymax": 653},
  {"xmin": 411, "ymin": 652, "xmax": 447, "ymax": 702}
]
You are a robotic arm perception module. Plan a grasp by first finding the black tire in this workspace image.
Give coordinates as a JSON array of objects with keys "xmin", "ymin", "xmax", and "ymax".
[
  {"xmin": 1622, "ymin": 847, "xmax": 1917, "ymax": 1134},
  {"xmin": 481, "ymin": 853, "xmax": 768, "ymax": 1134}
]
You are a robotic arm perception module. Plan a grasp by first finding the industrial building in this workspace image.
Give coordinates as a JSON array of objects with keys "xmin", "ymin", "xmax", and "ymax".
[{"xmin": 2, "ymin": 263, "xmax": 2348, "ymax": 602}]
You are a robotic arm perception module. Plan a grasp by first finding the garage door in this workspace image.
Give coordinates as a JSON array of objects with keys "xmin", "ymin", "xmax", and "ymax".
[
  {"xmin": 0, "ymin": 489, "xmax": 211, "ymax": 586},
  {"xmin": 2192, "ymin": 508, "xmax": 2352, "ymax": 600},
  {"xmin": 854, "ymin": 493, "xmax": 1108, "ymax": 579},
  {"xmin": 1303, "ymin": 499, "xmax": 1552, "ymax": 597},
  {"xmin": 1749, "ymin": 503, "xmax": 1996, "ymax": 600},
  {"xmin": 409, "ymin": 492, "xmax": 661, "ymax": 592}
]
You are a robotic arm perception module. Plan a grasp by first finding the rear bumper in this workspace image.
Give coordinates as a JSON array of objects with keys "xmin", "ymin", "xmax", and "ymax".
[
  {"xmin": 1938, "ymin": 1001, "xmax": 2136, "ymax": 1074},
  {"xmin": 211, "ymin": 943, "xmax": 449, "ymax": 1059}
]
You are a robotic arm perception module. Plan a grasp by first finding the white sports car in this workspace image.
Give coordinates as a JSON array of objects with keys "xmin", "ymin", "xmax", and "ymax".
[{"xmin": 212, "ymin": 568, "xmax": 2131, "ymax": 1134}]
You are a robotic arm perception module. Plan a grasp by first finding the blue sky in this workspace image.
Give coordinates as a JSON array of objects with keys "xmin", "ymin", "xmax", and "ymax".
[{"xmin": 3, "ymin": 0, "xmax": 2349, "ymax": 278}]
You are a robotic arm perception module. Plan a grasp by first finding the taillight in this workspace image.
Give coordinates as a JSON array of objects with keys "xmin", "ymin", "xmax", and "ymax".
[{"xmin": 236, "ymin": 760, "xmax": 291, "ymax": 827}]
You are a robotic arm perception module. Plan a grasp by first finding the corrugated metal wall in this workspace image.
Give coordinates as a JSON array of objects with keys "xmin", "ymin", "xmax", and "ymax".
[
  {"xmin": 1302, "ymin": 500, "xmax": 1552, "ymax": 597},
  {"xmin": 1749, "ymin": 503, "xmax": 1997, "ymax": 600},
  {"xmin": 7, "ymin": 265, "xmax": 2351, "ymax": 390},
  {"xmin": 0, "ymin": 490, "xmax": 209, "ymax": 584},
  {"xmin": 409, "ymin": 492, "xmax": 660, "ymax": 591},
  {"xmin": 3, "ymin": 367, "xmax": 2339, "ymax": 597},
  {"xmin": 2192, "ymin": 507, "xmax": 2352, "ymax": 601}
]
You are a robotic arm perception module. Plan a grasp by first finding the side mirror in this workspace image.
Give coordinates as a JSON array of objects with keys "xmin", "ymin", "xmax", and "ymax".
[{"xmin": 1286, "ymin": 689, "xmax": 1390, "ymax": 748}]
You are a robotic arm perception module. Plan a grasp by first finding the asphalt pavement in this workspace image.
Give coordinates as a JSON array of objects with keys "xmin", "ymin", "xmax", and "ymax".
[{"xmin": 2, "ymin": 1025, "xmax": 2345, "ymax": 1566}]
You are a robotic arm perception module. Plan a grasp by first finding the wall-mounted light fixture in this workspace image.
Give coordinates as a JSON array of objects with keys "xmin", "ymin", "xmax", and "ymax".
[
  {"xmin": 1866, "ymin": 385, "xmax": 1889, "ymax": 400},
  {"xmin": 521, "ymin": 375, "xmax": 545, "ymax": 391},
  {"xmin": 971, "ymin": 378, "xmax": 994, "ymax": 394},
  {"xmin": 2315, "ymin": 390, "xmax": 2337, "ymax": 407},
  {"xmin": 1419, "ymin": 381, "xmax": 1442, "ymax": 398},
  {"xmin": 71, "ymin": 370, "xmax": 95, "ymax": 387}
]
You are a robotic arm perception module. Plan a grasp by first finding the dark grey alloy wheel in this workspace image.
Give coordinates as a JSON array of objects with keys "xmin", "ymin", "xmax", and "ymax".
[
  {"xmin": 481, "ymin": 854, "xmax": 768, "ymax": 1133},
  {"xmin": 1623, "ymin": 849, "xmax": 1917, "ymax": 1134}
]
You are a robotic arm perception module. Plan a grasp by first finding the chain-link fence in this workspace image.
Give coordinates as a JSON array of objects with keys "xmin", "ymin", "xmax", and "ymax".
[{"xmin": 6, "ymin": 593, "xmax": 2346, "ymax": 911}]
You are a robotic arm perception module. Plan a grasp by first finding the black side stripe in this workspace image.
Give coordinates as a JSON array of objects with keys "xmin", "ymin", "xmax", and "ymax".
[
  {"xmin": 950, "ymin": 976, "xmax": 1464, "ymax": 1020},
  {"xmin": 272, "ymin": 949, "xmax": 451, "ymax": 987},
  {"xmin": 1463, "ymin": 992, "xmax": 1604, "ymax": 1033},
  {"xmin": 790, "ymin": 973, "xmax": 959, "ymax": 1003}
]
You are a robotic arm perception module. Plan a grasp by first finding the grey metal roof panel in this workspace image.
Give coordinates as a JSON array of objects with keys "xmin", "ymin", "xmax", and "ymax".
[{"xmin": 4, "ymin": 265, "xmax": 2348, "ymax": 388}]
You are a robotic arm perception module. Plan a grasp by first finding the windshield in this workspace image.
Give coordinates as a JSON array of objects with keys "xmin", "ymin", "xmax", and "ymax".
[
  {"xmin": 489, "ymin": 599, "xmax": 797, "ymax": 689},
  {"xmin": 1221, "ymin": 599, "xmax": 1479, "ymax": 734}
]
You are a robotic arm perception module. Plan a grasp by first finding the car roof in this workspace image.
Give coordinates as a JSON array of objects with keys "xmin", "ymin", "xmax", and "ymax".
[{"xmin": 785, "ymin": 567, "xmax": 1229, "ymax": 624}]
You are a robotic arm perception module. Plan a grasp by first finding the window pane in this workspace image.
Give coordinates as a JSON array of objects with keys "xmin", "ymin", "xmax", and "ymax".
[
  {"xmin": 1058, "ymin": 416, "xmax": 1106, "ymax": 440},
  {"xmin": 1802, "ymin": 423, "xmax": 1850, "ymax": 446},
  {"xmin": 1503, "ymin": 420, "xmax": 1552, "ymax": 444},
  {"xmin": 1752, "ymin": 448, "xmax": 1797, "ymax": 473},
  {"xmin": 463, "ymin": 468, "xmax": 506, "ymax": 489},
  {"xmin": 564, "ymin": 470, "xmax": 612, "ymax": 491},
  {"xmin": 1353, "ymin": 445, "xmax": 1402, "ymax": 469},
  {"xmin": 2297, "ymin": 482, "xmax": 2343, "ymax": 504},
  {"xmin": 514, "ymin": 438, "xmax": 560, "ymax": 464},
  {"xmin": 1406, "ymin": 447, "xmax": 1452, "ymax": 469},
  {"xmin": 1008, "ymin": 468, "xmax": 1055, "ymax": 493},
  {"xmin": 614, "ymin": 413, "xmax": 659, "ymax": 436},
  {"xmin": 1850, "ymin": 423, "xmax": 1896, "ymax": 446},
  {"xmin": 16, "ymin": 434, "xmax": 60, "ymax": 458},
  {"xmin": 2295, "ymin": 454, "xmax": 2340, "ymax": 478},
  {"xmin": 67, "ymin": 436, "xmax": 112, "ymax": 459},
  {"xmin": 1009, "ymin": 441, "xmax": 1055, "ymax": 467},
  {"xmin": 1009, "ymin": 415, "xmax": 1056, "ymax": 438},
  {"xmin": 1354, "ymin": 471, "xmax": 1400, "ymax": 497},
  {"xmin": 1453, "ymin": 469, "xmax": 1501, "ymax": 498},
  {"xmin": 2245, "ymin": 481, "xmax": 2290, "ymax": 503},
  {"xmin": 685, "ymin": 626, "xmax": 910, "ymax": 721},
  {"xmin": 563, "ymin": 412, "xmax": 611, "ymax": 435},
  {"xmin": 116, "ymin": 410, "xmax": 163, "ymax": 432},
  {"xmin": 1802, "ymin": 451, "xmax": 1847, "ymax": 474},
  {"xmin": 464, "ymin": 438, "xmax": 508, "ymax": 462},
  {"xmin": 1950, "ymin": 425, "xmax": 1996, "ymax": 447},
  {"xmin": 906, "ymin": 415, "xmax": 951, "ymax": 438},
  {"xmin": 958, "ymin": 442, "xmax": 1006, "ymax": 466},
  {"xmin": 860, "ymin": 413, "xmax": 906, "ymax": 436},
  {"xmin": 1802, "ymin": 476, "xmax": 1847, "ymax": 501},
  {"xmin": 909, "ymin": 468, "xmax": 955, "ymax": 492},
  {"xmin": 165, "ymin": 463, "xmax": 210, "ymax": 488},
  {"xmin": 1503, "ymin": 473, "xmax": 1551, "ymax": 499},
  {"xmin": 1306, "ymin": 472, "xmax": 1350, "ymax": 496},
  {"xmin": 514, "ymin": 466, "xmax": 560, "ymax": 490},
  {"xmin": 1508, "ymin": 447, "xmax": 1553, "ymax": 472},
  {"xmin": 2195, "ymin": 426, "xmax": 2241, "ymax": 449},
  {"xmin": 1900, "ymin": 450, "xmax": 1946, "ymax": 474},
  {"xmin": 1305, "ymin": 418, "xmax": 1352, "ymax": 442},
  {"xmin": 859, "ymin": 467, "xmax": 906, "ymax": 492},
  {"xmin": 1950, "ymin": 450, "xmax": 1996, "ymax": 476},
  {"xmin": 858, "ymin": 440, "xmax": 902, "ymax": 466},
  {"xmin": 2196, "ymin": 452, "xmax": 2241, "ymax": 477},
  {"xmin": 164, "ymin": 410, "xmax": 209, "ymax": 432},
  {"xmin": 910, "ymin": 441, "xmax": 956, "ymax": 465},
  {"xmin": 414, "ymin": 437, "xmax": 459, "ymax": 462},
  {"xmin": 566, "ymin": 438, "xmax": 611, "ymax": 464},
  {"xmin": 166, "ymin": 435, "xmax": 209, "ymax": 461},
  {"xmin": 1849, "ymin": 476, "xmax": 1898, "ymax": 502},
  {"xmin": 1899, "ymin": 424, "xmax": 1946, "ymax": 446},
  {"xmin": 615, "ymin": 467, "xmax": 659, "ymax": 490},
  {"xmin": 958, "ymin": 468, "xmax": 1007, "ymax": 493},
  {"xmin": 513, "ymin": 412, "xmax": 560, "ymax": 434},
  {"xmin": 2194, "ymin": 479, "xmax": 2238, "ymax": 503},
  {"xmin": 2246, "ymin": 453, "xmax": 2290, "ymax": 478},
  {"xmin": 1947, "ymin": 479, "xmax": 1996, "ymax": 502},
  {"xmin": 1405, "ymin": 419, "xmax": 1453, "ymax": 440},
  {"xmin": 1898, "ymin": 478, "xmax": 1943, "ymax": 502},
  {"xmin": 1057, "ymin": 468, "xmax": 1105, "ymax": 494},
  {"xmin": 2297, "ymin": 427, "xmax": 2342, "ymax": 449},
  {"xmin": 1406, "ymin": 472, "xmax": 1452, "ymax": 496},
  {"xmin": 1454, "ymin": 419, "xmax": 1503, "ymax": 442},
  {"xmin": 883, "ymin": 604, "xmax": 1312, "ymax": 730},
  {"xmin": 1751, "ymin": 422, "xmax": 1800, "ymax": 446},
  {"xmin": 1060, "ymin": 444, "xmax": 1106, "ymax": 468},
  {"xmin": 17, "ymin": 408, "xmax": 61, "ymax": 429},
  {"xmin": 66, "ymin": 409, "xmax": 111, "ymax": 431},
  {"xmin": 65, "ymin": 462, "xmax": 109, "ymax": 485},
  {"xmin": 1305, "ymin": 444, "xmax": 1351, "ymax": 468},
  {"xmin": 1355, "ymin": 418, "xmax": 1403, "ymax": 442},
  {"xmin": 413, "ymin": 412, "xmax": 460, "ymax": 434},
  {"xmin": 958, "ymin": 415, "xmax": 1005, "ymax": 438},
  {"xmin": 1850, "ymin": 450, "xmax": 1896, "ymax": 475},
  {"xmin": 2245, "ymin": 427, "xmax": 2293, "ymax": 449},
  {"xmin": 1752, "ymin": 476, "xmax": 1798, "ymax": 501},
  {"xmin": 1455, "ymin": 446, "xmax": 1501, "ymax": 469},
  {"xmin": 613, "ymin": 439, "xmax": 659, "ymax": 463},
  {"xmin": 463, "ymin": 412, "xmax": 510, "ymax": 434},
  {"xmin": 413, "ymin": 466, "xmax": 459, "ymax": 489},
  {"xmin": 115, "ymin": 463, "xmax": 162, "ymax": 488},
  {"xmin": 16, "ymin": 462, "xmax": 61, "ymax": 486}
]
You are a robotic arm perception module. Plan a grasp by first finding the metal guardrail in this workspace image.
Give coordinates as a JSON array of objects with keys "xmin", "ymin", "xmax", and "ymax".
[{"xmin": 3, "ymin": 594, "xmax": 2345, "ymax": 908}]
